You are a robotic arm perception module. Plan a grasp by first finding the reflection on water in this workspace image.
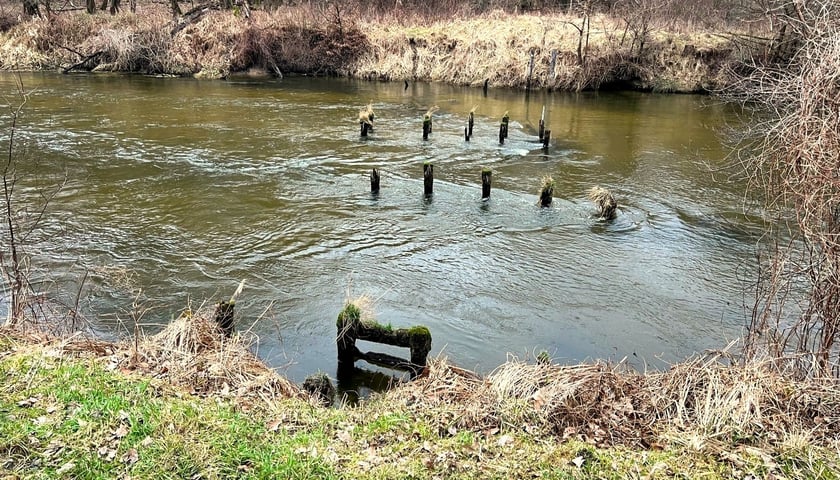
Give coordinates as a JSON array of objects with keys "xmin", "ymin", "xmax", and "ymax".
[{"xmin": 2, "ymin": 72, "xmax": 761, "ymax": 388}]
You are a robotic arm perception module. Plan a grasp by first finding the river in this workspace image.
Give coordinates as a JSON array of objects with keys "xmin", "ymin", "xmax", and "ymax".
[{"xmin": 1, "ymin": 72, "xmax": 762, "ymax": 394}]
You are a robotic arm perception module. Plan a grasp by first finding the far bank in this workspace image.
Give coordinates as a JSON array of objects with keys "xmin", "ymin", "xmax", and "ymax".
[{"xmin": 0, "ymin": 3, "xmax": 762, "ymax": 93}]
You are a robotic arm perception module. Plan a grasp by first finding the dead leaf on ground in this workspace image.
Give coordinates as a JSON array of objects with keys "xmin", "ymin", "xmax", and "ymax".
[
  {"xmin": 121, "ymin": 448, "xmax": 139, "ymax": 466},
  {"xmin": 17, "ymin": 397, "xmax": 38, "ymax": 408},
  {"xmin": 114, "ymin": 424, "xmax": 129, "ymax": 439},
  {"xmin": 266, "ymin": 418, "xmax": 282, "ymax": 432},
  {"xmin": 336, "ymin": 430, "xmax": 352, "ymax": 444}
]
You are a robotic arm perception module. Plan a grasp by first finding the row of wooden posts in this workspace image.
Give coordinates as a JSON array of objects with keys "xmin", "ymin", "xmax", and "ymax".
[
  {"xmin": 370, "ymin": 164, "xmax": 555, "ymax": 207},
  {"xmin": 362, "ymin": 106, "xmax": 552, "ymax": 150}
]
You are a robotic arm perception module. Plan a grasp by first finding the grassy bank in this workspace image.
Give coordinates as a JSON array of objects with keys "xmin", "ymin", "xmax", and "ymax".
[
  {"xmin": 1, "ymin": 314, "xmax": 839, "ymax": 479},
  {"xmin": 0, "ymin": 2, "xmax": 744, "ymax": 92}
]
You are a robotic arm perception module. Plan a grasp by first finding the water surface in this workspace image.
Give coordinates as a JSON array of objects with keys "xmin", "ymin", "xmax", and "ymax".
[{"xmin": 1, "ymin": 72, "xmax": 760, "ymax": 388}]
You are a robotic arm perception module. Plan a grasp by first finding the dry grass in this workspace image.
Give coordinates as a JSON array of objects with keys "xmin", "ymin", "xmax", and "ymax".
[
  {"xmin": 0, "ymin": 3, "xmax": 741, "ymax": 91},
  {"xmin": 588, "ymin": 186, "xmax": 617, "ymax": 219},
  {"xmin": 1, "ymin": 306, "xmax": 301, "ymax": 404},
  {"xmin": 386, "ymin": 351, "xmax": 840, "ymax": 452},
  {"xmin": 3, "ymin": 319, "xmax": 840, "ymax": 457},
  {"xmin": 130, "ymin": 305, "xmax": 301, "ymax": 401},
  {"xmin": 355, "ymin": 11, "xmax": 734, "ymax": 90}
]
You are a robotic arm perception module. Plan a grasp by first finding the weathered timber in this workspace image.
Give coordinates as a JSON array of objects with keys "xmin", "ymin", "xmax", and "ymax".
[
  {"xmin": 335, "ymin": 302, "xmax": 432, "ymax": 375},
  {"xmin": 424, "ymin": 162, "xmax": 434, "ymax": 196},
  {"xmin": 527, "ymin": 50, "xmax": 536, "ymax": 91},
  {"xmin": 481, "ymin": 169, "xmax": 492, "ymax": 200},
  {"xmin": 542, "ymin": 129, "xmax": 551, "ymax": 150},
  {"xmin": 423, "ymin": 116, "xmax": 431, "ymax": 140},
  {"xmin": 539, "ymin": 105, "xmax": 546, "ymax": 141},
  {"xmin": 337, "ymin": 303, "xmax": 363, "ymax": 365},
  {"xmin": 539, "ymin": 176, "xmax": 555, "ymax": 208},
  {"xmin": 302, "ymin": 372, "xmax": 336, "ymax": 406},
  {"xmin": 370, "ymin": 168, "xmax": 380, "ymax": 194},
  {"xmin": 468, "ymin": 111, "xmax": 474, "ymax": 137},
  {"xmin": 214, "ymin": 301, "xmax": 235, "ymax": 337},
  {"xmin": 465, "ymin": 127, "xmax": 470, "ymax": 142}
]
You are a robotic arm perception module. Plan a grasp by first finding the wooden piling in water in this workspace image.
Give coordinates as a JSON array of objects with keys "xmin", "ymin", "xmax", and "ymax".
[
  {"xmin": 370, "ymin": 168, "xmax": 380, "ymax": 194},
  {"xmin": 481, "ymin": 168, "xmax": 492, "ymax": 200},
  {"xmin": 465, "ymin": 127, "xmax": 469, "ymax": 142},
  {"xmin": 542, "ymin": 129, "xmax": 551, "ymax": 150},
  {"xmin": 527, "ymin": 50, "xmax": 536, "ymax": 91},
  {"xmin": 213, "ymin": 301, "xmax": 235, "ymax": 337},
  {"xmin": 539, "ymin": 175, "xmax": 555, "ymax": 208},
  {"xmin": 335, "ymin": 302, "xmax": 432, "ymax": 376},
  {"xmin": 539, "ymin": 105, "xmax": 546, "ymax": 141},
  {"xmin": 361, "ymin": 122, "xmax": 369, "ymax": 137},
  {"xmin": 424, "ymin": 162, "xmax": 434, "ymax": 196},
  {"xmin": 423, "ymin": 115, "xmax": 431, "ymax": 140},
  {"xmin": 502, "ymin": 113, "xmax": 509, "ymax": 139},
  {"xmin": 483, "ymin": 79, "xmax": 489, "ymax": 96},
  {"xmin": 468, "ymin": 111, "xmax": 474, "ymax": 138}
]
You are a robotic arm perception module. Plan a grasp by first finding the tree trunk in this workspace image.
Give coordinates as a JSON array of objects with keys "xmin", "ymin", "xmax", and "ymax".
[
  {"xmin": 86, "ymin": 0, "xmax": 95, "ymax": 13},
  {"xmin": 170, "ymin": 0, "xmax": 181, "ymax": 16},
  {"xmin": 22, "ymin": 0, "xmax": 40, "ymax": 17},
  {"xmin": 109, "ymin": 0, "xmax": 120, "ymax": 15}
]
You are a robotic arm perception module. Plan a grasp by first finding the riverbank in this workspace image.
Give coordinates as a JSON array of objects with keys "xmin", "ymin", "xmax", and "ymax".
[
  {"xmin": 0, "ymin": 3, "xmax": 744, "ymax": 92},
  {"xmin": 2, "ymin": 314, "xmax": 839, "ymax": 478}
]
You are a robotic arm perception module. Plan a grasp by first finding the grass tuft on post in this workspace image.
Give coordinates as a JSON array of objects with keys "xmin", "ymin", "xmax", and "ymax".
[
  {"xmin": 538, "ymin": 175, "xmax": 555, "ymax": 207},
  {"xmin": 588, "ymin": 186, "xmax": 617, "ymax": 220}
]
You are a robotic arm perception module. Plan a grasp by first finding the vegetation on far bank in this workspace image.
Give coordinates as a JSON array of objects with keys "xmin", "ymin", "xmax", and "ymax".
[{"xmin": 0, "ymin": 0, "xmax": 784, "ymax": 92}]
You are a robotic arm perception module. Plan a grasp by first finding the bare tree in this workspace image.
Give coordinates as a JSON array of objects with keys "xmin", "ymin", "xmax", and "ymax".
[
  {"xmin": 1, "ymin": 77, "xmax": 67, "ymax": 329},
  {"xmin": 731, "ymin": 0, "xmax": 840, "ymax": 378}
]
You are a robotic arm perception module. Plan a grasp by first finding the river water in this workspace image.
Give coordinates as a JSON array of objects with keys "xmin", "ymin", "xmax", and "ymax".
[{"xmin": 2, "ymin": 72, "xmax": 762, "ymax": 389}]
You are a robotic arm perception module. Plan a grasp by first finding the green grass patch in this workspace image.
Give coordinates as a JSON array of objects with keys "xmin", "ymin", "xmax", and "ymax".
[{"xmin": 1, "ymin": 346, "xmax": 839, "ymax": 479}]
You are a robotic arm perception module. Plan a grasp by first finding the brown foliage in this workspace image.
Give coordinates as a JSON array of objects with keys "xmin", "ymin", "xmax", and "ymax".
[{"xmin": 232, "ymin": 22, "xmax": 369, "ymax": 75}]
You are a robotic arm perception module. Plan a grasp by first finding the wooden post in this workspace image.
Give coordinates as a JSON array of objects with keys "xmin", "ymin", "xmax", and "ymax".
[
  {"xmin": 337, "ymin": 304, "xmax": 361, "ymax": 366},
  {"xmin": 424, "ymin": 162, "xmax": 434, "ymax": 196},
  {"xmin": 481, "ymin": 168, "xmax": 492, "ymax": 200},
  {"xmin": 335, "ymin": 302, "xmax": 433, "ymax": 377},
  {"xmin": 539, "ymin": 105, "xmax": 545, "ymax": 141},
  {"xmin": 302, "ymin": 373, "xmax": 336, "ymax": 406},
  {"xmin": 542, "ymin": 129, "xmax": 551, "ymax": 150},
  {"xmin": 465, "ymin": 127, "xmax": 469, "ymax": 142},
  {"xmin": 361, "ymin": 122, "xmax": 369, "ymax": 137},
  {"xmin": 370, "ymin": 168, "xmax": 380, "ymax": 194},
  {"xmin": 527, "ymin": 50, "xmax": 536, "ymax": 91},
  {"xmin": 499, "ymin": 124, "xmax": 505, "ymax": 144},
  {"xmin": 468, "ymin": 111, "xmax": 474, "ymax": 137},
  {"xmin": 214, "ymin": 301, "xmax": 235, "ymax": 337},
  {"xmin": 539, "ymin": 176, "xmax": 554, "ymax": 208},
  {"xmin": 502, "ymin": 113, "xmax": 509, "ymax": 139},
  {"xmin": 423, "ymin": 116, "xmax": 431, "ymax": 140},
  {"xmin": 483, "ymin": 79, "xmax": 489, "ymax": 96}
]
